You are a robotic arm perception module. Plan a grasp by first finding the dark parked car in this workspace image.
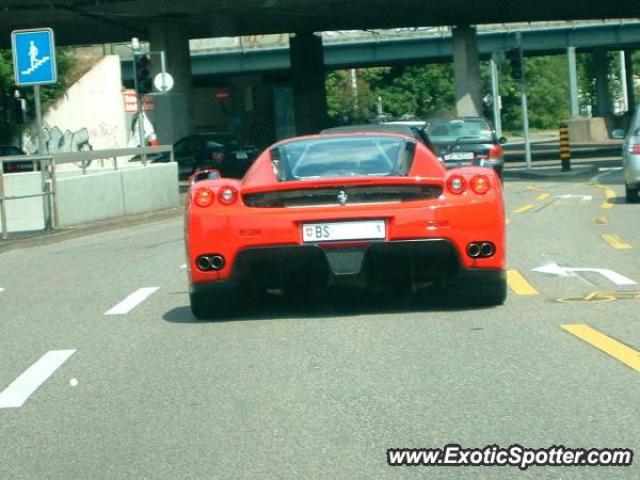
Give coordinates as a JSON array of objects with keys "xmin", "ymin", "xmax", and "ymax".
[
  {"xmin": 0, "ymin": 145, "xmax": 33, "ymax": 173},
  {"xmin": 425, "ymin": 117, "xmax": 507, "ymax": 178},
  {"xmin": 150, "ymin": 133, "xmax": 259, "ymax": 180},
  {"xmin": 322, "ymin": 124, "xmax": 435, "ymax": 152}
]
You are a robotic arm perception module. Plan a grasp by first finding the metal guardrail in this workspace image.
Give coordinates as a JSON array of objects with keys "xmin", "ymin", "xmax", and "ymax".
[{"xmin": 0, "ymin": 145, "xmax": 174, "ymax": 240}]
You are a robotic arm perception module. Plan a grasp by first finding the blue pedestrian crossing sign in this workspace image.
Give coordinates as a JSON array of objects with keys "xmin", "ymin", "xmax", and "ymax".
[{"xmin": 11, "ymin": 28, "xmax": 57, "ymax": 86}]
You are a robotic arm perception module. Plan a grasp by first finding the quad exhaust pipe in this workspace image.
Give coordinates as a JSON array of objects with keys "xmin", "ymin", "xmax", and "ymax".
[
  {"xmin": 466, "ymin": 242, "xmax": 495, "ymax": 259},
  {"xmin": 196, "ymin": 254, "xmax": 226, "ymax": 271},
  {"xmin": 480, "ymin": 242, "xmax": 495, "ymax": 257}
]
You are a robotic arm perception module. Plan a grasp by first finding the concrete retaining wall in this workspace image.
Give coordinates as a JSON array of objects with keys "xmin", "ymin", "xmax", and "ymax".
[
  {"xmin": 2, "ymin": 173, "xmax": 46, "ymax": 233},
  {"xmin": 567, "ymin": 117, "xmax": 610, "ymax": 143},
  {"xmin": 1, "ymin": 163, "xmax": 179, "ymax": 234},
  {"xmin": 56, "ymin": 163, "xmax": 179, "ymax": 227},
  {"xmin": 56, "ymin": 169, "xmax": 126, "ymax": 226}
]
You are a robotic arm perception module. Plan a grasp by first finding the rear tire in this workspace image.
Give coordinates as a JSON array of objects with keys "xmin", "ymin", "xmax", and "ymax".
[
  {"xmin": 441, "ymin": 278, "xmax": 507, "ymax": 307},
  {"xmin": 189, "ymin": 284, "xmax": 240, "ymax": 320},
  {"xmin": 625, "ymin": 183, "xmax": 639, "ymax": 203}
]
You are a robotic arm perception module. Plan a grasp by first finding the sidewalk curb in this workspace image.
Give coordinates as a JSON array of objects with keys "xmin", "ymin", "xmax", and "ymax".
[
  {"xmin": 504, "ymin": 164, "xmax": 599, "ymax": 179},
  {"xmin": 0, "ymin": 207, "xmax": 183, "ymax": 254}
]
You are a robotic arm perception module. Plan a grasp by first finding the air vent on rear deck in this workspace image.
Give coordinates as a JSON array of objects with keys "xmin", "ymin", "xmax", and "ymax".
[{"xmin": 243, "ymin": 185, "xmax": 443, "ymax": 208}]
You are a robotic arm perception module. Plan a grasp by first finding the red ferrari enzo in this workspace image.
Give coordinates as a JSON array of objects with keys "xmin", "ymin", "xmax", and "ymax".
[{"xmin": 184, "ymin": 132, "xmax": 506, "ymax": 319}]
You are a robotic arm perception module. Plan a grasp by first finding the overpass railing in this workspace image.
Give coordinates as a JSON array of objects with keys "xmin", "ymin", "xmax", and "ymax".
[{"xmin": 0, "ymin": 145, "xmax": 174, "ymax": 240}]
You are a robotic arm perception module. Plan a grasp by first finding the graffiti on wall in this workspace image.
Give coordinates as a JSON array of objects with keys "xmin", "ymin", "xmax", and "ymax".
[
  {"xmin": 23, "ymin": 123, "xmax": 93, "ymax": 154},
  {"xmin": 43, "ymin": 126, "xmax": 93, "ymax": 152}
]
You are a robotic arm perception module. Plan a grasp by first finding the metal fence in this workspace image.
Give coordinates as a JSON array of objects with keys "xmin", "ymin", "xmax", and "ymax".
[{"xmin": 0, "ymin": 145, "xmax": 174, "ymax": 240}]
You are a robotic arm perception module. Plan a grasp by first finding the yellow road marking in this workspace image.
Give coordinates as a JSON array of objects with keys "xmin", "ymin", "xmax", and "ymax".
[
  {"xmin": 526, "ymin": 185, "xmax": 544, "ymax": 191},
  {"xmin": 594, "ymin": 184, "xmax": 615, "ymax": 209},
  {"xmin": 594, "ymin": 216, "xmax": 608, "ymax": 225},
  {"xmin": 505, "ymin": 218, "xmax": 511, "ymax": 225},
  {"xmin": 507, "ymin": 269, "xmax": 539, "ymax": 295},
  {"xmin": 514, "ymin": 204, "xmax": 535, "ymax": 214},
  {"xmin": 585, "ymin": 291, "xmax": 601, "ymax": 301},
  {"xmin": 602, "ymin": 234, "xmax": 632, "ymax": 250},
  {"xmin": 536, "ymin": 193, "xmax": 550, "ymax": 201},
  {"xmin": 561, "ymin": 324, "xmax": 640, "ymax": 372}
]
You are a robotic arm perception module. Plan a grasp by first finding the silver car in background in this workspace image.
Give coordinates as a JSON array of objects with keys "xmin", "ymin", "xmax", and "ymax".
[{"xmin": 623, "ymin": 109, "xmax": 640, "ymax": 203}]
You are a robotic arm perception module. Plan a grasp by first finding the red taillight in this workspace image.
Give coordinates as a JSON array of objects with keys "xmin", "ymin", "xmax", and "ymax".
[
  {"xmin": 470, "ymin": 175, "xmax": 491, "ymax": 194},
  {"xmin": 194, "ymin": 188, "xmax": 214, "ymax": 208},
  {"xmin": 631, "ymin": 143, "xmax": 640, "ymax": 154},
  {"xmin": 488, "ymin": 144, "xmax": 503, "ymax": 159},
  {"xmin": 218, "ymin": 186, "xmax": 238, "ymax": 205},
  {"xmin": 447, "ymin": 175, "xmax": 467, "ymax": 194}
]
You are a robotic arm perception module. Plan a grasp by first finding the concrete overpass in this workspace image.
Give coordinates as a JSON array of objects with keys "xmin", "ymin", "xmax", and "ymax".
[
  {"xmin": 118, "ymin": 21, "xmax": 640, "ymax": 77},
  {"xmin": 1, "ymin": 1, "xmax": 639, "ymax": 46}
]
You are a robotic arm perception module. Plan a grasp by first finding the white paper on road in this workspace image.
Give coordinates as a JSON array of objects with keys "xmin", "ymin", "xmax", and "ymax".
[
  {"xmin": 0, "ymin": 350, "xmax": 76, "ymax": 409},
  {"xmin": 532, "ymin": 262, "xmax": 636, "ymax": 286},
  {"xmin": 0, "ymin": 287, "xmax": 4, "ymax": 293},
  {"xmin": 105, "ymin": 287, "xmax": 159, "ymax": 315}
]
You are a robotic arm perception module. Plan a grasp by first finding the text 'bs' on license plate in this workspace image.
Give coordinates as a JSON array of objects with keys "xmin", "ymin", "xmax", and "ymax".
[{"xmin": 302, "ymin": 220, "xmax": 386, "ymax": 243}]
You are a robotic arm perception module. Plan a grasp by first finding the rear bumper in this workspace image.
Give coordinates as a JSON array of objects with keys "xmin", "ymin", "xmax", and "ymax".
[
  {"xmin": 624, "ymin": 153, "xmax": 640, "ymax": 186},
  {"xmin": 190, "ymin": 239, "xmax": 505, "ymax": 294}
]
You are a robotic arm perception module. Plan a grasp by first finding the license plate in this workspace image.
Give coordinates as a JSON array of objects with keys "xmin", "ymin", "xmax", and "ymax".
[
  {"xmin": 235, "ymin": 152, "xmax": 249, "ymax": 160},
  {"xmin": 444, "ymin": 152, "xmax": 474, "ymax": 160},
  {"xmin": 302, "ymin": 220, "xmax": 386, "ymax": 243}
]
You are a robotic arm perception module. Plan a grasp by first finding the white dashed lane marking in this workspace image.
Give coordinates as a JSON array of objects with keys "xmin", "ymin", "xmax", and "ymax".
[
  {"xmin": 0, "ymin": 350, "xmax": 76, "ymax": 409},
  {"xmin": 105, "ymin": 287, "xmax": 159, "ymax": 315}
]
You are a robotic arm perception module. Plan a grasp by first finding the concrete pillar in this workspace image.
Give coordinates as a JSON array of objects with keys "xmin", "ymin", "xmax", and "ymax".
[
  {"xmin": 289, "ymin": 32, "xmax": 327, "ymax": 135},
  {"xmin": 148, "ymin": 21, "xmax": 194, "ymax": 144},
  {"xmin": 567, "ymin": 46, "xmax": 580, "ymax": 117},
  {"xmin": 593, "ymin": 48, "xmax": 611, "ymax": 116},
  {"xmin": 624, "ymin": 49, "xmax": 635, "ymax": 114},
  {"xmin": 452, "ymin": 25, "xmax": 482, "ymax": 117}
]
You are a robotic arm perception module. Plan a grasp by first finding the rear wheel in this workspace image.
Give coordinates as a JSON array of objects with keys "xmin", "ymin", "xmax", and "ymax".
[
  {"xmin": 189, "ymin": 284, "xmax": 241, "ymax": 320},
  {"xmin": 625, "ymin": 183, "xmax": 640, "ymax": 203},
  {"xmin": 440, "ymin": 278, "xmax": 507, "ymax": 307}
]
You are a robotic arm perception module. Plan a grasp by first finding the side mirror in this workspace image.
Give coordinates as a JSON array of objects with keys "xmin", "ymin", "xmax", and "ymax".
[
  {"xmin": 498, "ymin": 137, "xmax": 508, "ymax": 145},
  {"xmin": 611, "ymin": 129, "xmax": 625, "ymax": 140},
  {"xmin": 189, "ymin": 169, "xmax": 221, "ymax": 184}
]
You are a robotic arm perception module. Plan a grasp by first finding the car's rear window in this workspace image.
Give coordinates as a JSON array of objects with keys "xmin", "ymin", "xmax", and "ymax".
[
  {"xmin": 426, "ymin": 119, "xmax": 493, "ymax": 143},
  {"xmin": 201, "ymin": 134, "xmax": 240, "ymax": 148},
  {"xmin": 271, "ymin": 136, "xmax": 416, "ymax": 181}
]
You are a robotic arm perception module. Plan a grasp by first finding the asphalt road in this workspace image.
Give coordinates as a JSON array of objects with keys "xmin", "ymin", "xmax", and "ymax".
[{"xmin": 0, "ymin": 166, "xmax": 638, "ymax": 479}]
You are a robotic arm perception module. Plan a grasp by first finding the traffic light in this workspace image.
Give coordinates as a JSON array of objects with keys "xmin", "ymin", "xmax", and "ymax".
[
  {"xmin": 507, "ymin": 47, "xmax": 523, "ymax": 81},
  {"xmin": 134, "ymin": 53, "xmax": 152, "ymax": 94}
]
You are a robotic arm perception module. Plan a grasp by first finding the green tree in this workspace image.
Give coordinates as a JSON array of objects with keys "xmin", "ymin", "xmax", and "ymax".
[
  {"xmin": 497, "ymin": 54, "xmax": 570, "ymax": 133},
  {"xmin": 364, "ymin": 64, "xmax": 456, "ymax": 119},
  {"xmin": 326, "ymin": 68, "xmax": 380, "ymax": 124}
]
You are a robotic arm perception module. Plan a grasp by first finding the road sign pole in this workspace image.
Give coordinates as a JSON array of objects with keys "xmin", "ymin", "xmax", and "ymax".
[
  {"xmin": 34, "ymin": 84, "xmax": 52, "ymax": 230},
  {"xmin": 160, "ymin": 51, "xmax": 167, "ymax": 92},
  {"xmin": 490, "ymin": 52, "xmax": 502, "ymax": 138},
  {"xmin": 137, "ymin": 97, "xmax": 147, "ymax": 165},
  {"xmin": 34, "ymin": 85, "xmax": 45, "ymax": 155},
  {"xmin": 516, "ymin": 33, "xmax": 532, "ymax": 169},
  {"xmin": 132, "ymin": 50, "xmax": 147, "ymax": 165},
  {"xmin": 0, "ymin": 161, "xmax": 8, "ymax": 240}
]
